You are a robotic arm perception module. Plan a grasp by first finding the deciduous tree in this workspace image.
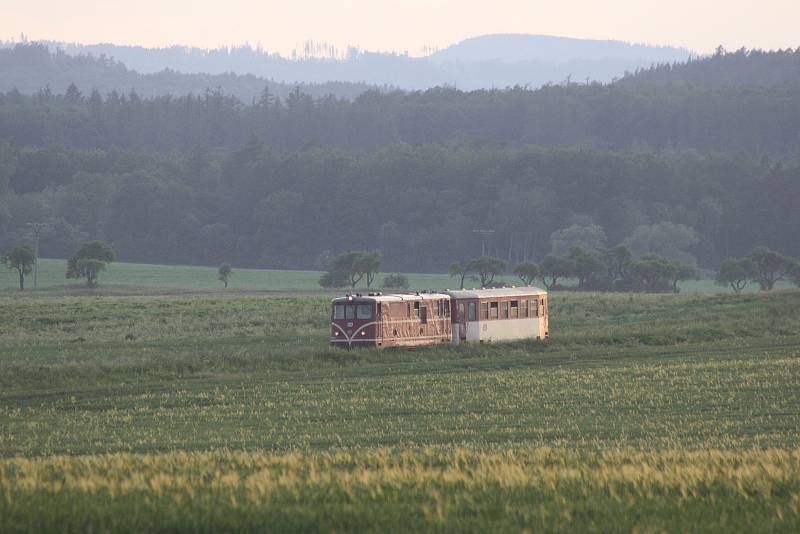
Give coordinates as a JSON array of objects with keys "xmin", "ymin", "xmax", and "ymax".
[
  {"xmin": 746, "ymin": 247, "xmax": 790, "ymax": 290},
  {"xmin": 715, "ymin": 258, "xmax": 754, "ymax": 294},
  {"xmin": 468, "ymin": 256, "xmax": 506, "ymax": 287},
  {"xmin": 218, "ymin": 263, "xmax": 232, "ymax": 288},
  {"xmin": 1, "ymin": 245, "xmax": 35, "ymax": 290},
  {"xmin": 66, "ymin": 241, "xmax": 114, "ymax": 287},
  {"xmin": 514, "ymin": 261, "xmax": 539, "ymax": 286}
]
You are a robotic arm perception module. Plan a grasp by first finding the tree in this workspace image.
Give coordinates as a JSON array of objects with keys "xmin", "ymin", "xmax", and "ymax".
[
  {"xmin": 318, "ymin": 269, "xmax": 349, "ymax": 288},
  {"xmin": 715, "ymin": 258, "xmax": 754, "ymax": 294},
  {"xmin": 624, "ymin": 222, "xmax": 699, "ymax": 266},
  {"xmin": 468, "ymin": 256, "xmax": 506, "ymax": 287},
  {"xmin": 514, "ymin": 261, "xmax": 539, "ymax": 286},
  {"xmin": 319, "ymin": 251, "xmax": 381, "ymax": 289},
  {"xmin": 667, "ymin": 261, "xmax": 699, "ymax": 293},
  {"xmin": 354, "ymin": 251, "xmax": 381, "ymax": 288},
  {"xmin": 1, "ymin": 245, "xmax": 35, "ymax": 290},
  {"xmin": 218, "ymin": 263, "xmax": 232, "ymax": 288},
  {"xmin": 567, "ymin": 247, "xmax": 607, "ymax": 290},
  {"xmin": 550, "ymin": 224, "xmax": 607, "ymax": 256},
  {"xmin": 66, "ymin": 241, "xmax": 115, "ymax": 287},
  {"xmin": 539, "ymin": 255, "xmax": 574, "ymax": 290},
  {"xmin": 449, "ymin": 261, "xmax": 470, "ymax": 289},
  {"xmin": 602, "ymin": 245, "xmax": 632, "ymax": 284},
  {"xmin": 788, "ymin": 260, "xmax": 800, "ymax": 288},
  {"xmin": 746, "ymin": 247, "xmax": 790, "ymax": 290},
  {"xmin": 382, "ymin": 273, "xmax": 409, "ymax": 290},
  {"xmin": 628, "ymin": 254, "xmax": 674, "ymax": 293}
]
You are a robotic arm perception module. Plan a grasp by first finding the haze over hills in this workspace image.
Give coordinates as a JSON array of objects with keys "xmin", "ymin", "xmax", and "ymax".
[
  {"xmin": 0, "ymin": 44, "xmax": 377, "ymax": 102},
  {"xmin": 428, "ymin": 34, "xmax": 691, "ymax": 64},
  {"xmin": 2, "ymin": 34, "xmax": 693, "ymax": 93}
]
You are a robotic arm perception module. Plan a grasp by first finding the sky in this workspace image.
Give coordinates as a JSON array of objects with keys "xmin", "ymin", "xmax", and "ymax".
[{"xmin": 1, "ymin": 0, "xmax": 798, "ymax": 56}]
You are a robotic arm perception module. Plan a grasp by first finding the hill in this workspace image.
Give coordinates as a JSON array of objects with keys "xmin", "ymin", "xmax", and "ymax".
[
  {"xmin": 619, "ymin": 46, "xmax": 800, "ymax": 88},
  {"xmin": 0, "ymin": 43, "xmax": 378, "ymax": 102},
  {"xmin": 429, "ymin": 33, "xmax": 690, "ymax": 64},
  {"xmin": 2, "ymin": 35, "xmax": 692, "ymax": 91}
]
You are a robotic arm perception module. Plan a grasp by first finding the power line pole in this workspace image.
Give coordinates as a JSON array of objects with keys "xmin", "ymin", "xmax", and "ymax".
[
  {"xmin": 26, "ymin": 222, "xmax": 48, "ymax": 289},
  {"xmin": 472, "ymin": 229, "xmax": 495, "ymax": 256}
]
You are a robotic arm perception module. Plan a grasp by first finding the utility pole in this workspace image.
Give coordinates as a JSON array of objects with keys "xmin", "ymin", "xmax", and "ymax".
[
  {"xmin": 26, "ymin": 222, "xmax": 48, "ymax": 289},
  {"xmin": 472, "ymin": 229, "xmax": 495, "ymax": 257}
]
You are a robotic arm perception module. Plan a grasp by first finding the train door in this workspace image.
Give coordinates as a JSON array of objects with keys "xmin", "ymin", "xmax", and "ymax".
[{"xmin": 457, "ymin": 301, "xmax": 467, "ymax": 340}]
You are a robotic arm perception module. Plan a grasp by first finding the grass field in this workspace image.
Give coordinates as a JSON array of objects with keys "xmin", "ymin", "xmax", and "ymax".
[
  {"xmin": 0, "ymin": 258, "xmax": 457, "ymax": 293},
  {"xmin": 2, "ymin": 257, "xmax": 786, "ymax": 294},
  {"xmin": 1, "ymin": 290, "xmax": 799, "ymax": 530}
]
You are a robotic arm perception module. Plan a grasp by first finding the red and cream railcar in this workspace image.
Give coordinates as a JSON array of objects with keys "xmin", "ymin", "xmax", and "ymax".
[
  {"xmin": 446, "ymin": 287, "xmax": 549, "ymax": 344},
  {"xmin": 330, "ymin": 292, "xmax": 452, "ymax": 348}
]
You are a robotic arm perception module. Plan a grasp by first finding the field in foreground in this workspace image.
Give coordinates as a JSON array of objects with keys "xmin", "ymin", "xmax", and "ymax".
[
  {"xmin": 3, "ymin": 448, "xmax": 799, "ymax": 532},
  {"xmin": 1, "ymin": 290, "xmax": 799, "ymax": 530}
]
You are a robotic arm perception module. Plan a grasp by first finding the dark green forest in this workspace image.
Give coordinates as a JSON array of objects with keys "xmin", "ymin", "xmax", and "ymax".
[{"xmin": 0, "ymin": 47, "xmax": 799, "ymax": 272}]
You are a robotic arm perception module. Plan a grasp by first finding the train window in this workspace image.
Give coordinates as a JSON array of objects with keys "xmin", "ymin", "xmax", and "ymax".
[
  {"xmin": 356, "ymin": 304, "xmax": 372, "ymax": 319},
  {"xmin": 521, "ymin": 300, "xmax": 528, "ymax": 318},
  {"xmin": 532, "ymin": 299, "xmax": 538, "ymax": 317},
  {"xmin": 501, "ymin": 301, "xmax": 509, "ymax": 319},
  {"xmin": 468, "ymin": 303, "xmax": 477, "ymax": 321},
  {"xmin": 420, "ymin": 306, "xmax": 428, "ymax": 324},
  {"xmin": 413, "ymin": 302, "xmax": 420, "ymax": 317},
  {"xmin": 510, "ymin": 300, "xmax": 519, "ymax": 318},
  {"xmin": 443, "ymin": 300, "xmax": 450, "ymax": 317},
  {"xmin": 458, "ymin": 303, "xmax": 465, "ymax": 321},
  {"xmin": 345, "ymin": 305, "xmax": 356, "ymax": 319},
  {"xmin": 333, "ymin": 304, "xmax": 345, "ymax": 319},
  {"xmin": 489, "ymin": 302, "xmax": 498, "ymax": 319},
  {"xmin": 480, "ymin": 302, "xmax": 489, "ymax": 320}
]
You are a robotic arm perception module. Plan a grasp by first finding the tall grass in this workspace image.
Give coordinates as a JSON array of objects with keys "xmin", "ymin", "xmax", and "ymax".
[{"xmin": 1, "ymin": 448, "xmax": 798, "ymax": 532}]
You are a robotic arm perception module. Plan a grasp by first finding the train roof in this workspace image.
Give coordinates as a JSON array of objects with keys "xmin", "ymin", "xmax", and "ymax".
[
  {"xmin": 445, "ymin": 286, "xmax": 547, "ymax": 299},
  {"xmin": 332, "ymin": 292, "xmax": 450, "ymax": 304}
]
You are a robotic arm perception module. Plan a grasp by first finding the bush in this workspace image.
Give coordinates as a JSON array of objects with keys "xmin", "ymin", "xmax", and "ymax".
[{"xmin": 382, "ymin": 273, "xmax": 409, "ymax": 290}]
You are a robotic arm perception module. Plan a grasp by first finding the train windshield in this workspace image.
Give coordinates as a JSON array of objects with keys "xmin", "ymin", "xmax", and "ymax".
[
  {"xmin": 356, "ymin": 304, "xmax": 372, "ymax": 319},
  {"xmin": 333, "ymin": 304, "xmax": 357, "ymax": 320}
]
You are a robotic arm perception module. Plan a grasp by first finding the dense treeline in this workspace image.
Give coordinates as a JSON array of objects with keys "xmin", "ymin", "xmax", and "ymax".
[
  {"xmin": 1, "ymin": 72, "xmax": 800, "ymax": 156},
  {"xmin": 1, "ymin": 141, "xmax": 798, "ymax": 271},
  {"xmin": 1, "ymin": 47, "xmax": 799, "ymax": 273},
  {"xmin": 0, "ymin": 44, "xmax": 377, "ymax": 103},
  {"xmin": 619, "ymin": 46, "xmax": 800, "ymax": 88}
]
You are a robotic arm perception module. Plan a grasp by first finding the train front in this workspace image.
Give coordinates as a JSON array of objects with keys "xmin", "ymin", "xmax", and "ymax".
[{"xmin": 330, "ymin": 295, "xmax": 379, "ymax": 348}]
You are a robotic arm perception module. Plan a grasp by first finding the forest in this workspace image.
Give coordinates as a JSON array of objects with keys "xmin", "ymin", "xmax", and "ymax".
[{"xmin": 0, "ymin": 47, "xmax": 798, "ymax": 272}]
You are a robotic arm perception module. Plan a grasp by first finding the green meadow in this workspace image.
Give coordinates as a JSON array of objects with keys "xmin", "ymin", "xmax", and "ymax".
[
  {"xmin": 1, "ymin": 257, "xmax": 785, "ymax": 294},
  {"xmin": 1, "ymin": 289, "xmax": 799, "ymax": 531}
]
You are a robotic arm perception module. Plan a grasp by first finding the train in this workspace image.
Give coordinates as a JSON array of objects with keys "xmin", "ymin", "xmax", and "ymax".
[{"xmin": 330, "ymin": 286, "xmax": 548, "ymax": 348}]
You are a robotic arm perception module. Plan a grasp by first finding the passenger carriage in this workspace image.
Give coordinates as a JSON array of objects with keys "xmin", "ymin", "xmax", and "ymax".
[
  {"xmin": 330, "ymin": 292, "xmax": 452, "ymax": 348},
  {"xmin": 445, "ymin": 287, "xmax": 549, "ymax": 344}
]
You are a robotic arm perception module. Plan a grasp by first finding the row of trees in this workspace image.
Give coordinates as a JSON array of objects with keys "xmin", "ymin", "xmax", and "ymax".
[
  {"xmin": 2, "ymin": 141, "xmax": 799, "ymax": 272},
  {"xmin": 715, "ymin": 247, "xmax": 800, "ymax": 293},
  {"xmin": 2, "ymin": 45, "xmax": 800, "ymax": 155},
  {"xmin": 449, "ymin": 247, "xmax": 697, "ymax": 294},
  {"xmin": 1, "ymin": 240, "xmax": 115, "ymax": 289}
]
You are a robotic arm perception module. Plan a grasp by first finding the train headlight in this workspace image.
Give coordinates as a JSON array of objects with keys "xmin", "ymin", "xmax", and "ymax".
[
  {"xmin": 334, "ymin": 331, "xmax": 339, "ymax": 336},
  {"xmin": 361, "ymin": 331, "xmax": 366, "ymax": 336}
]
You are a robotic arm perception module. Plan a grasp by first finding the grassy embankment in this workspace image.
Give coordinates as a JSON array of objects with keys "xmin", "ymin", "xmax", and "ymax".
[{"xmin": 0, "ymin": 290, "xmax": 799, "ymax": 530}]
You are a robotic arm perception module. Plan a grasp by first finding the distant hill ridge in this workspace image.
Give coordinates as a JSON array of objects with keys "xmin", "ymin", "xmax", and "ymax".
[
  {"xmin": 2, "ymin": 33, "xmax": 693, "ymax": 92},
  {"xmin": 0, "ymin": 43, "xmax": 378, "ymax": 102},
  {"xmin": 429, "ymin": 34, "xmax": 691, "ymax": 63}
]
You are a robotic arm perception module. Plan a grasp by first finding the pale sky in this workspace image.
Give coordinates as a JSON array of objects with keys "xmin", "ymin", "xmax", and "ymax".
[{"xmin": 1, "ymin": 0, "xmax": 798, "ymax": 56}]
